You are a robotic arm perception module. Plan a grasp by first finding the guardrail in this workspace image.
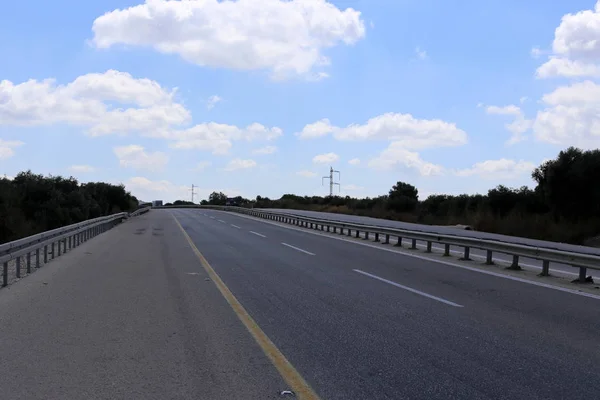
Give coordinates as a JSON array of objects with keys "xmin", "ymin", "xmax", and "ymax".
[
  {"xmin": 0, "ymin": 207, "xmax": 151, "ymax": 287},
  {"xmin": 157, "ymin": 205, "xmax": 600, "ymax": 283}
]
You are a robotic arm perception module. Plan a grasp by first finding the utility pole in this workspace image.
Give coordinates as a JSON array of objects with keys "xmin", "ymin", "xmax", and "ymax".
[
  {"xmin": 322, "ymin": 166, "xmax": 340, "ymax": 196},
  {"xmin": 190, "ymin": 184, "xmax": 198, "ymax": 203}
]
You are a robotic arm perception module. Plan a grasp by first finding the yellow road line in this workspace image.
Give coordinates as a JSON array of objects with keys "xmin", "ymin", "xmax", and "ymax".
[{"xmin": 172, "ymin": 215, "xmax": 321, "ymax": 400}]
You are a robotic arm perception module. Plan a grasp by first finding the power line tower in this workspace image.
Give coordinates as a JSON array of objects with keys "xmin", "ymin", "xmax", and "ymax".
[
  {"xmin": 322, "ymin": 166, "xmax": 340, "ymax": 196},
  {"xmin": 190, "ymin": 184, "xmax": 198, "ymax": 203}
]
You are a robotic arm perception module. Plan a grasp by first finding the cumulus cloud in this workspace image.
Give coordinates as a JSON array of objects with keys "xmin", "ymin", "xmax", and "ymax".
[
  {"xmin": 68, "ymin": 165, "xmax": 96, "ymax": 173},
  {"xmin": 0, "ymin": 71, "xmax": 282, "ymax": 155},
  {"xmin": 0, "ymin": 139, "xmax": 24, "ymax": 160},
  {"xmin": 455, "ymin": 159, "xmax": 536, "ymax": 180},
  {"xmin": 91, "ymin": 0, "xmax": 366, "ymax": 80},
  {"xmin": 484, "ymin": 104, "xmax": 531, "ymax": 144},
  {"xmin": 535, "ymin": 2, "xmax": 600, "ymax": 79},
  {"xmin": 0, "ymin": 70, "xmax": 189, "ymax": 136},
  {"xmin": 367, "ymin": 144, "xmax": 444, "ymax": 176},
  {"xmin": 348, "ymin": 158, "xmax": 360, "ymax": 165},
  {"xmin": 297, "ymin": 112, "xmax": 467, "ymax": 149},
  {"xmin": 312, "ymin": 152, "xmax": 339, "ymax": 164},
  {"xmin": 224, "ymin": 158, "xmax": 257, "ymax": 171},
  {"xmin": 114, "ymin": 145, "xmax": 169, "ymax": 171},
  {"xmin": 163, "ymin": 122, "xmax": 282, "ymax": 154},
  {"xmin": 533, "ymin": 80, "xmax": 600, "ymax": 149}
]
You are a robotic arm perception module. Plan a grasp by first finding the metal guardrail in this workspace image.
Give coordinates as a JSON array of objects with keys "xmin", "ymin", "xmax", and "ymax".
[
  {"xmin": 157, "ymin": 205, "xmax": 600, "ymax": 282},
  {"xmin": 0, "ymin": 207, "xmax": 151, "ymax": 287}
]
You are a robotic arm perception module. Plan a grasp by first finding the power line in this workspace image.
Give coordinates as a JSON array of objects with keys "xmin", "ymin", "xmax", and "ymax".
[{"xmin": 322, "ymin": 166, "xmax": 340, "ymax": 197}]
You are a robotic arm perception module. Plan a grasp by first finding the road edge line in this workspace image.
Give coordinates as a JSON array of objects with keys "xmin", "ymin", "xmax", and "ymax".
[{"xmin": 171, "ymin": 214, "xmax": 321, "ymax": 400}]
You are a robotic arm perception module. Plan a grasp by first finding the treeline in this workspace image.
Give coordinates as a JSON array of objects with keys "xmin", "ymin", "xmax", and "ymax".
[
  {"xmin": 195, "ymin": 147, "xmax": 600, "ymax": 246},
  {"xmin": 0, "ymin": 171, "xmax": 139, "ymax": 244}
]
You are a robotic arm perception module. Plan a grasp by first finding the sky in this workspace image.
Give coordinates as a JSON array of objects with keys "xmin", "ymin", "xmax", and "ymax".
[{"xmin": 1, "ymin": 0, "xmax": 599, "ymax": 203}]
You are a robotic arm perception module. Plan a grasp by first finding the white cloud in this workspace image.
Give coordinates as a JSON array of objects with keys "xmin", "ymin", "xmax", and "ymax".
[
  {"xmin": 415, "ymin": 46, "xmax": 427, "ymax": 60},
  {"xmin": 520, "ymin": 96, "xmax": 528, "ymax": 104},
  {"xmin": 68, "ymin": 165, "xmax": 96, "ymax": 173},
  {"xmin": 0, "ymin": 70, "xmax": 189, "ymax": 136},
  {"xmin": 124, "ymin": 177, "xmax": 190, "ymax": 202},
  {"xmin": 535, "ymin": 2, "xmax": 600, "ymax": 79},
  {"xmin": 348, "ymin": 158, "xmax": 361, "ymax": 165},
  {"xmin": 536, "ymin": 57, "xmax": 600, "ymax": 79},
  {"xmin": 165, "ymin": 122, "xmax": 283, "ymax": 154},
  {"xmin": 312, "ymin": 152, "xmax": 339, "ymax": 164},
  {"xmin": 484, "ymin": 104, "xmax": 531, "ymax": 144},
  {"xmin": 206, "ymin": 95, "xmax": 222, "ymax": 110},
  {"xmin": 296, "ymin": 118, "xmax": 335, "ymax": 139},
  {"xmin": 252, "ymin": 145, "xmax": 277, "ymax": 155},
  {"xmin": 485, "ymin": 105, "xmax": 521, "ymax": 116},
  {"xmin": 367, "ymin": 144, "xmax": 444, "ymax": 176},
  {"xmin": 122, "ymin": 176, "xmax": 242, "ymax": 203},
  {"xmin": 224, "ymin": 158, "xmax": 257, "ymax": 171},
  {"xmin": 297, "ymin": 170, "xmax": 317, "ymax": 178},
  {"xmin": 91, "ymin": 0, "xmax": 366, "ymax": 80},
  {"xmin": 533, "ymin": 80, "xmax": 600, "ymax": 149},
  {"xmin": 114, "ymin": 145, "xmax": 169, "ymax": 171},
  {"xmin": 0, "ymin": 139, "xmax": 24, "ymax": 160},
  {"xmin": 455, "ymin": 159, "xmax": 536, "ymax": 180},
  {"xmin": 298, "ymin": 113, "xmax": 467, "ymax": 149}
]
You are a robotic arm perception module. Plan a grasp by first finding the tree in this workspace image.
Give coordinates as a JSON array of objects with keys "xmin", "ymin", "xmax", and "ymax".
[{"xmin": 387, "ymin": 181, "xmax": 418, "ymax": 212}]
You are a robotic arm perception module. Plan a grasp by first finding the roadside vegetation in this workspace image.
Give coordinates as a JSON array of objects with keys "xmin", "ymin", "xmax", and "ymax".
[
  {"xmin": 190, "ymin": 147, "xmax": 600, "ymax": 246},
  {"xmin": 0, "ymin": 171, "xmax": 139, "ymax": 244}
]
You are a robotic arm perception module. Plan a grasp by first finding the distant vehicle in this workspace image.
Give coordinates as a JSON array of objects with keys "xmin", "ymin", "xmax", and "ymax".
[
  {"xmin": 225, "ymin": 197, "xmax": 237, "ymax": 206},
  {"xmin": 152, "ymin": 200, "xmax": 163, "ymax": 207}
]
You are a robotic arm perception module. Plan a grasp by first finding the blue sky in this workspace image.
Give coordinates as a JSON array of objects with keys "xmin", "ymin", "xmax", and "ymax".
[{"xmin": 1, "ymin": 0, "xmax": 599, "ymax": 202}]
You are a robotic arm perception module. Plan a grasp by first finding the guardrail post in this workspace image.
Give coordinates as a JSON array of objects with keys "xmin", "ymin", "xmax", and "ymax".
[
  {"xmin": 443, "ymin": 244, "xmax": 450, "ymax": 256},
  {"xmin": 51, "ymin": 242, "xmax": 55, "ymax": 259},
  {"xmin": 26, "ymin": 252, "xmax": 31, "ymax": 274},
  {"xmin": 44, "ymin": 245, "xmax": 48, "ymax": 263},
  {"xmin": 411, "ymin": 239, "xmax": 417, "ymax": 250},
  {"xmin": 383, "ymin": 234, "xmax": 390, "ymax": 244},
  {"xmin": 36, "ymin": 248, "xmax": 40, "ymax": 269},
  {"xmin": 461, "ymin": 247, "xmax": 471, "ymax": 261},
  {"xmin": 426, "ymin": 241, "xmax": 432, "ymax": 253},
  {"xmin": 507, "ymin": 255, "xmax": 520, "ymax": 270},
  {"xmin": 363, "ymin": 231, "xmax": 369, "ymax": 240},
  {"xmin": 577, "ymin": 266, "xmax": 587, "ymax": 283},
  {"xmin": 374, "ymin": 233, "xmax": 380, "ymax": 242},
  {"xmin": 355, "ymin": 230, "xmax": 360, "ymax": 238},
  {"xmin": 540, "ymin": 260, "xmax": 550, "ymax": 276},
  {"xmin": 339, "ymin": 227, "xmax": 344, "ymax": 235},
  {"xmin": 394, "ymin": 237, "xmax": 402, "ymax": 247},
  {"xmin": 16, "ymin": 256, "xmax": 21, "ymax": 278},
  {"xmin": 58, "ymin": 240, "xmax": 62, "ymax": 257},
  {"xmin": 485, "ymin": 250, "xmax": 494, "ymax": 265},
  {"xmin": 2, "ymin": 262, "xmax": 7, "ymax": 287},
  {"xmin": 347, "ymin": 229, "xmax": 351, "ymax": 237}
]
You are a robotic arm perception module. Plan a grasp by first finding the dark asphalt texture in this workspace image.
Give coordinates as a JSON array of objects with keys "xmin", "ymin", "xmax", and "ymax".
[
  {"xmin": 2, "ymin": 208, "xmax": 599, "ymax": 400},
  {"xmin": 175, "ymin": 208, "xmax": 600, "ymax": 400},
  {"xmin": 0, "ymin": 211, "xmax": 287, "ymax": 400}
]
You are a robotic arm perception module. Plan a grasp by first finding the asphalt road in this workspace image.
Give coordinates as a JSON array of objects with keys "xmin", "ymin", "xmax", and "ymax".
[
  {"xmin": 257, "ymin": 208, "xmax": 600, "ymax": 280},
  {"xmin": 1, "ymin": 208, "xmax": 599, "ymax": 399}
]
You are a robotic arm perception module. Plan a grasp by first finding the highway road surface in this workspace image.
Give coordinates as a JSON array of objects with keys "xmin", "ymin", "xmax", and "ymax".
[{"xmin": 1, "ymin": 208, "xmax": 599, "ymax": 400}]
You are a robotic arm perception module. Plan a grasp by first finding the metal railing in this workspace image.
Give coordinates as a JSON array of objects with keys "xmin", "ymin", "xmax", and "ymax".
[
  {"xmin": 0, "ymin": 207, "xmax": 151, "ymax": 287},
  {"xmin": 157, "ymin": 205, "xmax": 600, "ymax": 282}
]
